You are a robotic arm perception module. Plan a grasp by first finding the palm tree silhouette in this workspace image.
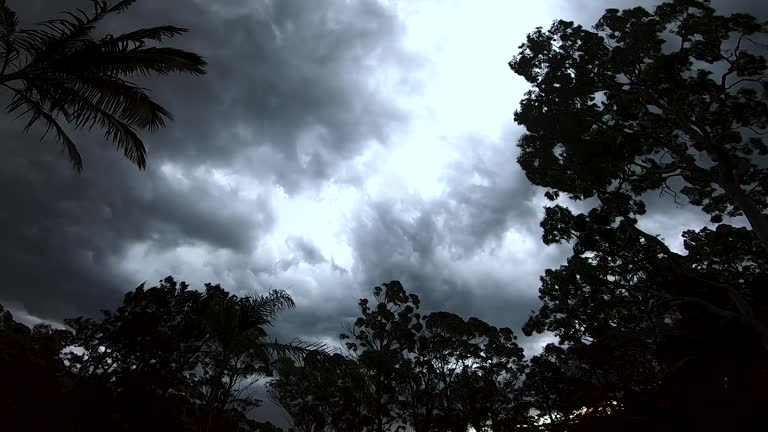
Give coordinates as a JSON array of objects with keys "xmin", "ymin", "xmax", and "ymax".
[{"xmin": 0, "ymin": 0, "xmax": 206, "ymax": 171}]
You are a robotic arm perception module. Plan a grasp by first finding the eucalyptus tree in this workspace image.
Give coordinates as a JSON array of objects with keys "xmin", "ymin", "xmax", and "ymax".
[
  {"xmin": 509, "ymin": 0, "xmax": 768, "ymax": 249},
  {"xmin": 509, "ymin": 0, "xmax": 768, "ymax": 428}
]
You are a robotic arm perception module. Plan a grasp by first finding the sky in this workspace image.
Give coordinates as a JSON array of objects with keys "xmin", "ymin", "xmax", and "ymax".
[{"xmin": 0, "ymin": 0, "xmax": 765, "ymax": 426}]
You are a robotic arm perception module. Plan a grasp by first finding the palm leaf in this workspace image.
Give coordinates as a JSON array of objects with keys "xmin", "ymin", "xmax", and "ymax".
[
  {"xmin": 260, "ymin": 339, "xmax": 330, "ymax": 362},
  {"xmin": 25, "ymin": 76, "xmax": 148, "ymax": 167},
  {"xmin": 0, "ymin": 1, "xmax": 18, "ymax": 39},
  {"xmin": 15, "ymin": 9, "xmax": 93, "ymax": 55},
  {"xmin": 66, "ymin": 93, "xmax": 147, "ymax": 168},
  {"xmin": 20, "ymin": 2, "xmax": 134, "ymax": 58},
  {"xmin": 102, "ymin": 0, "xmax": 138, "ymax": 15},
  {"xmin": 0, "ymin": 1, "xmax": 19, "ymax": 75},
  {"xmin": 1, "ymin": 0, "xmax": 206, "ymax": 171},
  {"xmin": 69, "ymin": 44, "xmax": 207, "ymax": 77},
  {"xmin": 47, "ymin": 74, "xmax": 173, "ymax": 130},
  {"xmin": 103, "ymin": 25, "xmax": 190, "ymax": 45},
  {"xmin": 247, "ymin": 290, "xmax": 296, "ymax": 326},
  {"xmin": 4, "ymin": 83, "xmax": 83, "ymax": 170}
]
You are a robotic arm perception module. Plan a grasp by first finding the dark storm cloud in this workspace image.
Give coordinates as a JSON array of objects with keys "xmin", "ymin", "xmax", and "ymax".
[
  {"xmin": 0, "ymin": 0, "xmax": 417, "ymax": 320},
  {"xmin": 99, "ymin": 0, "xmax": 419, "ymax": 193},
  {"xmin": 0, "ymin": 121, "xmax": 276, "ymax": 318}
]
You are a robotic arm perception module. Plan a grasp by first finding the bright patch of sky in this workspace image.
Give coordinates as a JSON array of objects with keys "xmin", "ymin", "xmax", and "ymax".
[
  {"xmin": 269, "ymin": 0, "xmax": 557, "ymax": 269},
  {"xmin": 106, "ymin": 2, "xmax": 581, "ymax": 305}
]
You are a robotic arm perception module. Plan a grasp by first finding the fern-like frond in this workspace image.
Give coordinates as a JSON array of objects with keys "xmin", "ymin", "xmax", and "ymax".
[
  {"xmin": 56, "ymin": 83, "xmax": 147, "ymax": 168},
  {"xmin": 1, "ymin": 0, "xmax": 206, "ymax": 171},
  {"xmin": 102, "ymin": 0, "xmax": 138, "ymax": 15},
  {"xmin": 0, "ymin": 1, "xmax": 18, "ymax": 38},
  {"xmin": 260, "ymin": 339, "xmax": 329, "ymax": 362},
  {"xmin": 248, "ymin": 290, "xmax": 296, "ymax": 326},
  {"xmin": 0, "ymin": 1, "xmax": 19, "ymax": 75},
  {"xmin": 50, "ymin": 74, "xmax": 172, "ymax": 130},
  {"xmin": 16, "ymin": 15, "xmax": 95, "ymax": 64},
  {"xmin": 68, "ymin": 44, "xmax": 207, "ymax": 77},
  {"xmin": 4, "ymin": 83, "xmax": 83, "ymax": 170},
  {"xmin": 23, "ymin": 75, "xmax": 148, "ymax": 168},
  {"xmin": 104, "ymin": 25, "xmax": 190, "ymax": 46},
  {"xmin": 14, "ymin": 1, "xmax": 140, "ymax": 64}
]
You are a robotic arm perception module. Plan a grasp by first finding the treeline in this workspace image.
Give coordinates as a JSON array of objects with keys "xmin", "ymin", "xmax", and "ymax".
[
  {"xmin": 2, "ymin": 233, "xmax": 767, "ymax": 431},
  {"xmin": 2, "ymin": 0, "xmax": 768, "ymax": 431},
  {"xmin": 270, "ymin": 282, "xmax": 528, "ymax": 432},
  {"xmin": 1, "ymin": 279, "xmax": 292, "ymax": 432}
]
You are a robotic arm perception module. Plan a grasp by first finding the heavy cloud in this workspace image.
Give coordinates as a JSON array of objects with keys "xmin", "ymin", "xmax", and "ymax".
[{"xmin": 0, "ymin": 0, "xmax": 418, "ymax": 319}]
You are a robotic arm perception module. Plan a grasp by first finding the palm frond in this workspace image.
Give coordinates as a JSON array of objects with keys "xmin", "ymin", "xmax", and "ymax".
[
  {"xmin": 248, "ymin": 290, "xmax": 296, "ymax": 325},
  {"xmin": 103, "ymin": 25, "xmax": 190, "ymax": 46},
  {"xmin": 66, "ymin": 93, "xmax": 147, "ymax": 168},
  {"xmin": 26, "ymin": 76, "xmax": 148, "ymax": 168},
  {"xmin": 61, "ymin": 74, "xmax": 172, "ymax": 130},
  {"xmin": 69, "ymin": 44, "xmax": 207, "ymax": 77},
  {"xmin": 0, "ymin": 1, "xmax": 18, "ymax": 38},
  {"xmin": 4, "ymin": 84, "xmax": 82, "ymax": 170},
  {"xmin": 0, "ymin": 1, "xmax": 19, "ymax": 75},
  {"xmin": 1, "ymin": 0, "xmax": 206, "ymax": 171},
  {"xmin": 261, "ymin": 339, "xmax": 330, "ymax": 362},
  {"xmin": 16, "ymin": 14, "xmax": 95, "ymax": 65},
  {"xmin": 14, "ymin": 0, "xmax": 139, "ymax": 65},
  {"xmin": 102, "ymin": 0, "xmax": 138, "ymax": 15}
]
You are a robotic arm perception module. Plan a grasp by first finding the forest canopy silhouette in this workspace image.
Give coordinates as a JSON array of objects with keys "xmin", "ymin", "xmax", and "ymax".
[{"xmin": 1, "ymin": 0, "xmax": 767, "ymax": 431}]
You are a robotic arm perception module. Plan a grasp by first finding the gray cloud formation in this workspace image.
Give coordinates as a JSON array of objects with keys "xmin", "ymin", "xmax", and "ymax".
[
  {"xmin": 102, "ymin": 0, "xmax": 419, "ymax": 193},
  {"xmin": 0, "ymin": 0, "xmax": 417, "ymax": 320},
  {"xmin": 346, "ymin": 129, "xmax": 569, "ymax": 332}
]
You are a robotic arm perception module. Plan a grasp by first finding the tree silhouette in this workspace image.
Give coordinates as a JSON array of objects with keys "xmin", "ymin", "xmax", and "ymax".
[
  {"xmin": 0, "ymin": 277, "xmax": 306, "ymax": 432},
  {"xmin": 0, "ymin": 305, "xmax": 73, "ymax": 431},
  {"xmin": 509, "ymin": 0, "xmax": 768, "ymax": 250},
  {"xmin": 510, "ymin": 1, "xmax": 768, "ymax": 429},
  {"xmin": 197, "ymin": 285, "xmax": 316, "ymax": 432},
  {"xmin": 0, "ymin": 0, "xmax": 206, "ymax": 170},
  {"xmin": 271, "ymin": 282, "xmax": 533, "ymax": 432},
  {"xmin": 339, "ymin": 281, "xmax": 421, "ymax": 432},
  {"xmin": 270, "ymin": 351, "xmax": 374, "ymax": 432}
]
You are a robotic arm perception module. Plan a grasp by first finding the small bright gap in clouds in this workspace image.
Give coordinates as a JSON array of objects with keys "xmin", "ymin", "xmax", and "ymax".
[
  {"xmin": 376, "ymin": 0, "xmax": 552, "ymax": 199},
  {"xmin": 270, "ymin": 183, "xmax": 357, "ymax": 271}
]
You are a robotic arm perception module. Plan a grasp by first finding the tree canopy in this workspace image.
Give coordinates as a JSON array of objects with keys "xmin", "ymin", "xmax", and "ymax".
[
  {"xmin": 1, "ymin": 277, "xmax": 301, "ymax": 432},
  {"xmin": 509, "ymin": 0, "xmax": 768, "ymax": 250},
  {"xmin": 507, "ymin": 0, "xmax": 768, "ymax": 429}
]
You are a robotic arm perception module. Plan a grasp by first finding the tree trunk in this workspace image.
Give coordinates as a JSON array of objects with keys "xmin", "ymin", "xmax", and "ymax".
[
  {"xmin": 721, "ymin": 180, "xmax": 768, "ymax": 253},
  {"xmin": 653, "ymin": 97, "xmax": 768, "ymax": 252}
]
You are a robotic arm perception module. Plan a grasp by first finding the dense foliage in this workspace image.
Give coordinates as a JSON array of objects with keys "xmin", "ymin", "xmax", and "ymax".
[
  {"xmin": 1, "ymin": 0, "xmax": 767, "ymax": 431},
  {"xmin": 1, "ymin": 278, "xmax": 297, "ymax": 432},
  {"xmin": 270, "ymin": 282, "xmax": 529, "ymax": 432},
  {"xmin": 508, "ymin": 0, "xmax": 768, "ymax": 429}
]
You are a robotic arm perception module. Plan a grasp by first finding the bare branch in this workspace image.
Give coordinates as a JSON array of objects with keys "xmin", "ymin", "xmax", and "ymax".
[{"xmin": 726, "ymin": 75, "xmax": 768, "ymax": 91}]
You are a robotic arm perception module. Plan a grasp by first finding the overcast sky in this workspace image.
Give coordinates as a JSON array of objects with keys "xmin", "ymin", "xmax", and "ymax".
[{"xmin": 0, "ymin": 0, "xmax": 765, "ymax": 426}]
